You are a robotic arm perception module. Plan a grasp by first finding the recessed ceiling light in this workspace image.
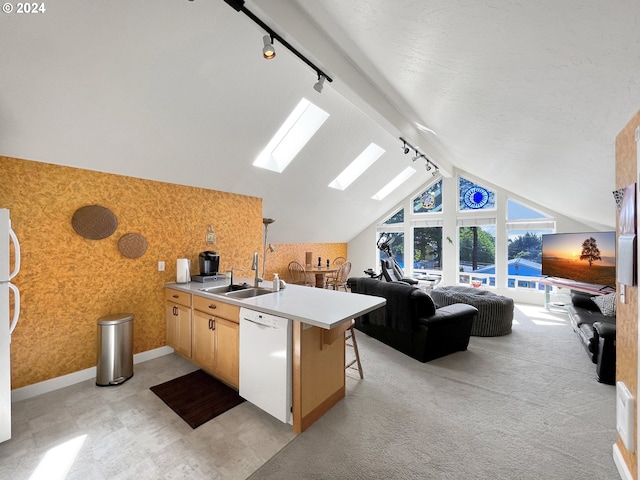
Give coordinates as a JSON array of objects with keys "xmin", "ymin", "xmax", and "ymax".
[
  {"xmin": 329, "ymin": 143, "xmax": 385, "ymax": 190},
  {"xmin": 372, "ymin": 167, "xmax": 416, "ymax": 201},
  {"xmin": 254, "ymin": 98, "xmax": 329, "ymax": 173},
  {"xmin": 415, "ymin": 122, "xmax": 437, "ymax": 136}
]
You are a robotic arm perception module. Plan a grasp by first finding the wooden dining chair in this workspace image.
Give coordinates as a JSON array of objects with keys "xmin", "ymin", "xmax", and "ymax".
[
  {"xmin": 324, "ymin": 257, "xmax": 346, "ymax": 286},
  {"xmin": 326, "ymin": 261, "xmax": 351, "ymax": 291},
  {"xmin": 288, "ymin": 261, "xmax": 312, "ymax": 286},
  {"xmin": 333, "ymin": 256, "xmax": 346, "ymax": 266}
]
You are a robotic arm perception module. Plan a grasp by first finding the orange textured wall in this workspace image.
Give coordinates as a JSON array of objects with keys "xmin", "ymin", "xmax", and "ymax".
[
  {"xmin": 263, "ymin": 243, "xmax": 348, "ymax": 284},
  {"xmin": 615, "ymin": 109, "xmax": 639, "ymax": 478},
  {"xmin": 0, "ymin": 156, "xmax": 262, "ymax": 388}
]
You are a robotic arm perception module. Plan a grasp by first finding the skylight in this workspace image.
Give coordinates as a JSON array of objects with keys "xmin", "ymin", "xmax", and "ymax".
[
  {"xmin": 372, "ymin": 167, "xmax": 416, "ymax": 201},
  {"xmin": 329, "ymin": 143, "xmax": 385, "ymax": 190},
  {"xmin": 253, "ymin": 98, "xmax": 329, "ymax": 173}
]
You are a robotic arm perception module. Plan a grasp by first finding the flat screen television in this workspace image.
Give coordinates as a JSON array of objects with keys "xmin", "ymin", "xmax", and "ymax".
[{"xmin": 541, "ymin": 231, "xmax": 616, "ymax": 287}]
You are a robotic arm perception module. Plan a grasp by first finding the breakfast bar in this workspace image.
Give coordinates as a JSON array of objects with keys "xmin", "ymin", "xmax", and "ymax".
[{"xmin": 165, "ymin": 278, "xmax": 385, "ymax": 433}]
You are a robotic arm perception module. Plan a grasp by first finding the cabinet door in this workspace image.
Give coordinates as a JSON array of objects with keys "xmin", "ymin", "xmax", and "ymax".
[
  {"xmin": 192, "ymin": 309, "xmax": 216, "ymax": 373},
  {"xmin": 216, "ymin": 318, "xmax": 239, "ymax": 389},
  {"xmin": 176, "ymin": 303, "xmax": 192, "ymax": 358},
  {"xmin": 166, "ymin": 301, "xmax": 178, "ymax": 348},
  {"xmin": 167, "ymin": 301, "xmax": 192, "ymax": 358}
]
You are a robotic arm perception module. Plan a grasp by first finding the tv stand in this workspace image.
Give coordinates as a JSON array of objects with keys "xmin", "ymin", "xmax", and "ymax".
[{"xmin": 539, "ymin": 277, "xmax": 615, "ymax": 310}]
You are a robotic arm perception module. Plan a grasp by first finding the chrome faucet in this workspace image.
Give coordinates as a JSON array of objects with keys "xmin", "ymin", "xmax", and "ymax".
[{"xmin": 251, "ymin": 251, "xmax": 262, "ymax": 287}]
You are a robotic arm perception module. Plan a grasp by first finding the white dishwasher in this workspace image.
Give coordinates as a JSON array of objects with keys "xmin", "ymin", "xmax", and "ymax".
[{"xmin": 239, "ymin": 308, "xmax": 292, "ymax": 424}]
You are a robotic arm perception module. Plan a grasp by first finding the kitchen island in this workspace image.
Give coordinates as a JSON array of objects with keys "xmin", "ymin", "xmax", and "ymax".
[{"xmin": 165, "ymin": 278, "xmax": 385, "ymax": 433}]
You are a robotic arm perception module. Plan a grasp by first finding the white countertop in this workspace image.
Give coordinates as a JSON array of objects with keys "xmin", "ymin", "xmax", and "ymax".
[{"xmin": 165, "ymin": 278, "xmax": 385, "ymax": 330}]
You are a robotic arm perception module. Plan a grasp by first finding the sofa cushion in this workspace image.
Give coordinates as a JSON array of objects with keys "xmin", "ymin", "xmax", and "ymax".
[{"xmin": 592, "ymin": 292, "xmax": 616, "ymax": 317}]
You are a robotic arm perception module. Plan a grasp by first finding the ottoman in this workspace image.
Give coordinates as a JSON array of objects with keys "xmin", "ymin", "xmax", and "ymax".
[{"xmin": 431, "ymin": 286, "xmax": 514, "ymax": 336}]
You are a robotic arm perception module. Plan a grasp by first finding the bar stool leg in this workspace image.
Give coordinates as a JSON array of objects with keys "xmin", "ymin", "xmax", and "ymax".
[{"xmin": 345, "ymin": 321, "xmax": 363, "ymax": 379}]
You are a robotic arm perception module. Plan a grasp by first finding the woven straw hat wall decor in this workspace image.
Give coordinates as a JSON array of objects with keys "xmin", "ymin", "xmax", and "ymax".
[
  {"xmin": 118, "ymin": 233, "xmax": 148, "ymax": 259},
  {"xmin": 71, "ymin": 205, "xmax": 118, "ymax": 240},
  {"xmin": 71, "ymin": 204, "xmax": 148, "ymax": 259}
]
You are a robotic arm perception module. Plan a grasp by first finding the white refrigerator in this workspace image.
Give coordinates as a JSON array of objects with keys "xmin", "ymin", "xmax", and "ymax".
[{"xmin": 0, "ymin": 208, "xmax": 21, "ymax": 443}]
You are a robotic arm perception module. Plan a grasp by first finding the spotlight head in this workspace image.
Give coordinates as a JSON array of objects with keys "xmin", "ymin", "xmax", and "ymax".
[
  {"xmin": 404, "ymin": 147, "xmax": 410, "ymax": 154},
  {"xmin": 425, "ymin": 163, "xmax": 432, "ymax": 172},
  {"xmin": 313, "ymin": 74, "xmax": 326, "ymax": 93},
  {"xmin": 262, "ymin": 35, "xmax": 275, "ymax": 59}
]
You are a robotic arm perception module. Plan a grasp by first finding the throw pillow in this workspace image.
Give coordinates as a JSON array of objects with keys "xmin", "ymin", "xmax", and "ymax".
[{"xmin": 592, "ymin": 292, "xmax": 616, "ymax": 317}]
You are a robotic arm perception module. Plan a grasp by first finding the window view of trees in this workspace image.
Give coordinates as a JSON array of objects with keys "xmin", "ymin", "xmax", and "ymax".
[
  {"xmin": 508, "ymin": 232, "xmax": 543, "ymax": 263},
  {"xmin": 413, "ymin": 227, "xmax": 442, "ymax": 270},
  {"xmin": 459, "ymin": 226, "xmax": 495, "ymax": 270}
]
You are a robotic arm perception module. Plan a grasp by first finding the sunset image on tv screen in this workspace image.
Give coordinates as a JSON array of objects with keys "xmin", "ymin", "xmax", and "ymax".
[{"xmin": 541, "ymin": 232, "xmax": 616, "ymax": 286}]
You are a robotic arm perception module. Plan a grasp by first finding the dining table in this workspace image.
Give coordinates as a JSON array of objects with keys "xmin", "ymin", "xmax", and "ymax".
[{"xmin": 305, "ymin": 265, "xmax": 339, "ymax": 288}]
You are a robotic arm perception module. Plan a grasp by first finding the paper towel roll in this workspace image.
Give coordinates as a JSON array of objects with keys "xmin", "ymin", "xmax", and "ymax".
[{"xmin": 176, "ymin": 258, "xmax": 191, "ymax": 283}]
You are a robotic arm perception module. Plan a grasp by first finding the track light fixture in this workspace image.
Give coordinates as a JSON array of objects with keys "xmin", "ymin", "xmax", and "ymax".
[
  {"xmin": 262, "ymin": 35, "xmax": 275, "ymax": 59},
  {"xmin": 313, "ymin": 74, "xmax": 326, "ymax": 93},
  {"xmin": 399, "ymin": 137, "xmax": 440, "ymax": 177},
  {"xmin": 223, "ymin": 0, "xmax": 333, "ymax": 92}
]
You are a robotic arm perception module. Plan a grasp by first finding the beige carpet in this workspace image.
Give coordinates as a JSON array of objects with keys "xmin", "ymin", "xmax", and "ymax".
[{"xmin": 249, "ymin": 303, "xmax": 618, "ymax": 479}]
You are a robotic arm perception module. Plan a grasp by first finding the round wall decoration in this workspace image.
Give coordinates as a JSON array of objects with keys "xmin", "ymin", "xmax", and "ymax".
[
  {"xmin": 463, "ymin": 186, "xmax": 490, "ymax": 209},
  {"xmin": 71, "ymin": 205, "xmax": 118, "ymax": 240},
  {"xmin": 118, "ymin": 233, "xmax": 148, "ymax": 259}
]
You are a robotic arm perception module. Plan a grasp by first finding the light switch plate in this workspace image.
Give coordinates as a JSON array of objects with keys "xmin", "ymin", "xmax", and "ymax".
[{"xmin": 158, "ymin": 261, "xmax": 165, "ymax": 272}]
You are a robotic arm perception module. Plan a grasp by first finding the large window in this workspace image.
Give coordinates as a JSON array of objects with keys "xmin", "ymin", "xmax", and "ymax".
[
  {"xmin": 377, "ymin": 231, "xmax": 405, "ymax": 267},
  {"xmin": 375, "ymin": 175, "xmax": 555, "ymax": 291},
  {"xmin": 506, "ymin": 199, "xmax": 555, "ymax": 289},
  {"xmin": 459, "ymin": 225, "xmax": 496, "ymax": 285},
  {"xmin": 413, "ymin": 227, "xmax": 442, "ymax": 271}
]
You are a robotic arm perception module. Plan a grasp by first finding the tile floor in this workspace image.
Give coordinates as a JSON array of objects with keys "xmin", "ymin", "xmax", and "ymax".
[{"xmin": 0, "ymin": 354, "xmax": 296, "ymax": 480}]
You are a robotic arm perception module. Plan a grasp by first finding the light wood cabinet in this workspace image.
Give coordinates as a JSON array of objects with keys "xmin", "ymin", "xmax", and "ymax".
[
  {"xmin": 214, "ymin": 317, "xmax": 239, "ymax": 388},
  {"xmin": 165, "ymin": 301, "xmax": 192, "ymax": 358},
  {"xmin": 165, "ymin": 288, "xmax": 239, "ymax": 389},
  {"xmin": 192, "ymin": 309, "xmax": 217, "ymax": 372}
]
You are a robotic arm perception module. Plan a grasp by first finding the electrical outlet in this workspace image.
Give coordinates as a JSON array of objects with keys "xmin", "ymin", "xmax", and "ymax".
[{"xmin": 158, "ymin": 261, "xmax": 165, "ymax": 272}]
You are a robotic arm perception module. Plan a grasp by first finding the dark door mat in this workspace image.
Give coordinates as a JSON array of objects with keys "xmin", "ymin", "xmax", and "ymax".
[{"xmin": 150, "ymin": 369, "xmax": 244, "ymax": 429}]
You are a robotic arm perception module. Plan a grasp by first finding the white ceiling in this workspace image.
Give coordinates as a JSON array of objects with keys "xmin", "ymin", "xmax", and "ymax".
[{"xmin": 1, "ymin": 0, "xmax": 638, "ymax": 243}]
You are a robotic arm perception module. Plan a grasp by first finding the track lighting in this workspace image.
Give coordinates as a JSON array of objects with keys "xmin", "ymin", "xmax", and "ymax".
[
  {"xmin": 262, "ymin": 35, "xmax": 275, "ymax": 59},
  {"xmin": 223, "ymin": 0, "xmax": 333, "ymax": 92},
  {"xmin": 313, "ymin": 74, "xmax": 326, "ymax": 93},
  {"xmin": 399, "ymin": 137, "xmax": 440, "ymax": 177}
]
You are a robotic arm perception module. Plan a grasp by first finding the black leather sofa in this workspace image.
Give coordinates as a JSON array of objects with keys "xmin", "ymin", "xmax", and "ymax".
[
  {"xmin": 347, "ymin": 277, "xmax": 478, "ymax": 362},
  {"xmin": 566, "ymin": 290, "xmax": 616, "ymax": 384}
]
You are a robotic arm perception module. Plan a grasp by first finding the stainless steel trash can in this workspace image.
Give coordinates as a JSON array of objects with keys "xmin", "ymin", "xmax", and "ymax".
[{"xmin": 96, "ymin": 313, "xmax": 134, "ymax": 386}]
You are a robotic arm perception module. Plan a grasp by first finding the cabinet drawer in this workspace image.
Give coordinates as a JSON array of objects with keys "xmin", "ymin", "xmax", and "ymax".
[
  {"xmin": 193, "ymin": 294, "xmax": 239, "ymax": 322},
  {"xmin": 164, "ymin": 288, "xmax": 192, "ymax": 308}
]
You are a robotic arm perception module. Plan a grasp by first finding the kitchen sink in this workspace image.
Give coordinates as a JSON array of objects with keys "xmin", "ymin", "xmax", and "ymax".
[
  {"xmin": 199, "ymin": 283, "xmax": 251, "ymax": 295},
  {"xmin": 224, "ymin": 287, "xmax": 273, "ymax": 299}
]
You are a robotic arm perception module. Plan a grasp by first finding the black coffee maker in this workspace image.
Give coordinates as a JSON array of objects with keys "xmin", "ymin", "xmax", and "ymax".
[{"xmin": 199, "ymin": 251, "xmax": 220, "ymax": 276}]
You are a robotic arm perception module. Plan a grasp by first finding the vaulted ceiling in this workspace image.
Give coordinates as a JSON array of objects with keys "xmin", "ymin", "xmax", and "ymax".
[{"xmin": 1, "ymin": 0, "xmax": 639, "ymax": 243}]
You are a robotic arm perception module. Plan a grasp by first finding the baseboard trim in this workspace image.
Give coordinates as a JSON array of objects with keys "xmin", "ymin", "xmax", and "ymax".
[
  {"xmin": 613, "ymin": 443, "xmax": 633, "ymax": 480},
  {"xmin": 11, "ymin": 346, "xmax": 174, "ymax": 403}
]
